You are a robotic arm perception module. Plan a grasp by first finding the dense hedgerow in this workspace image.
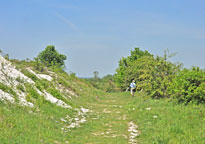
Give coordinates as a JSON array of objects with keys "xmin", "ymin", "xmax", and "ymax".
[
  {"xmin": 114, "ymin": 49, "xmax": 181, "ymax": 98},
  {"xmin": 169, "ymin": 67, "xmax": 205, "ymax": 104},
  {"xmin": 114, "ymin": 48, "xmax": 152, "ymax": 90},
  {"xmin": 124, "ymin": 55, "xmax": 181, "ymax": 99},
  {"xmin": 114, "ymin": 48, "xmax": 204, "ymax": 105}
]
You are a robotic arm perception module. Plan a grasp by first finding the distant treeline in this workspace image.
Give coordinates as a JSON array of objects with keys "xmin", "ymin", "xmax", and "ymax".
[{"xmin": 84, "ymin": 73, "xmax": 120, "ymax": 93}]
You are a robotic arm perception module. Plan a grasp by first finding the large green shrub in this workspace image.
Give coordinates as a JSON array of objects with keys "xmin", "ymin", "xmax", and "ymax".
[
  {"xmin": 169, "ymin": 67, "xmax": 205, "ymax": 104},
  {"xmin": 114, "ymin": 48, "xmax": 182, "ymax": 99},
  {"xmin": 125, "ymin": 54, "xmax": 181, "ymax": 98},
  {"xmin": 114, "ymin": 48, "xmax": 152, "ymax": 90}
]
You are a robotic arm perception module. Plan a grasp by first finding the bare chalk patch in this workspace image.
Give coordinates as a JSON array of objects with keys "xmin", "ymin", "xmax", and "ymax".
[
  {"xmin": 0, "ymin": 56, "xmax": 35, "ymax": 106},
  {"xmin": 103, "ymin": 108, "xmax": 112, "ymax": 113},
  {"xmin": 0, "ymin": 56, "xmax": 34, "ymax": 87},
  {"xmin": 0, "ymin": 89, "xmax": 15, "ymax": 103},
  {"xmin": 18, "ymin": 91, "xmax": 34, "ymax": 107},
  {"xmin": 43, "ymin": 91, "xmax": 72, "ymax": 109},
  {"xmin": 27, "ymin": 68, "xmax": 53, "ymax": 81},
  {"xmin": 128, "ymin": 121, "xmax": 139, "ymax": 144},
  {"xmin": 61, "ymin": 107, "xmax": 90, "ymax": 132}
]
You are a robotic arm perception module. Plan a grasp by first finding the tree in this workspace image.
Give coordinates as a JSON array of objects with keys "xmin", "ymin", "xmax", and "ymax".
[
  {"xmin": 4, "ymin": 54, "xmax": 9, "ymax": 60},
  {"xmin": 114, "ymin": 48, "xmax": 152, "ymax": 90},
  {"xmin": 36, "ymin": 45, "xmax": 67, "ymax": 69},
  {"xmin": 93, "ymin": 71, "xmax": 99, "ymax": 80}
]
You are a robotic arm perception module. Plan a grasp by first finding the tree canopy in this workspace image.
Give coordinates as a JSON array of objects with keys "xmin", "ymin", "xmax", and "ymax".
[
  {"xmin": 114, "ymin": 48, "xmax": 152, "ymax": 90},
  {"xmin": 36, "ymin": 45, "xmax": 67, "ymax": 69}
]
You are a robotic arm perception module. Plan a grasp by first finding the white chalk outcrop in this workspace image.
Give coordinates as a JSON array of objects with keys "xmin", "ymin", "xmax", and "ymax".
[
  {"xmin": 27, "ymin": 68, "xmax": 53, "ymax": 81},
  {"xmin": 0, "ymin": 56, "xmax": 34, "ymax": 86},
  {"xmin": 0, "ymin": 55, "xmax": 35, "ymax": 106},
  {"xmin": 0, "ymin": 55, "xmax": 73, "ymax": 109},
  {"xmin": 43, "ymin": 91, "xmax": 72, "ymax": 109},
  {"xmin": 0, "ymin": 89, "xmax": 15, "ymax": 103}
]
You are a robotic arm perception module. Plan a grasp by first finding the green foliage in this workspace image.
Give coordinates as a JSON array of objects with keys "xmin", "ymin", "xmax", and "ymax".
[
  {"xmin": 85, "ymin": 74, "xmax": 120, "ymax": 92},
  {"xmin": 33, "ymin": 58, "xmax": 45, "ymax": 72},
  {"xmin": 4, "ymin": 54, "xmax": 9, "ymax": 60},
  {"xmin": 36, "ymin": 45, "xmax": 67, "ymax": 69},
  {"xmin": 127, "ymin": 55, "xmax": 181, "ymax": 98},
  {"xmin": 169, "ymin": 67, "xmax": 205, "ymax": 104},
  {"xmin": 124, "ymin": 56, "xmax": 155, "ymax": 92},
  {"xmin": 67, "ymin": 72, "xmax": 76, "ymax": 79},
  {"xmin": 114, "ymin": 48, "xmax": 152, "ymax": 90},
  {"xmin": 115, "ymin": 48, "xmax": 182, "ymax": 99},
  {"xmin": 93, "ymin": 71, "xmax": 99, "ymax": 80},
  {"xmin": 144, "ymin": 54, "xmax": 181, "ymax": 99},
  {"xmin": 101, "ymin": 75, "xmax": 120, "ymax": 92}
]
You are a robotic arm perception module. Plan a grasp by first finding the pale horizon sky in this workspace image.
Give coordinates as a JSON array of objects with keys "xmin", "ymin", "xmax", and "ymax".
[{"xmin": 0, "ymin": 0, "xmax": 205, "ymax": 77}]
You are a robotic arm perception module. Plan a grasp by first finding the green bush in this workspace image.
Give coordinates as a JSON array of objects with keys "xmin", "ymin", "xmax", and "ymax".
[
  {"xmin": 114, "ymin": 48, "xmax": 152, "ymax": 90},
  {"xmin": 121, "ymin": 53, "xmax": 181, "ymax": 99},
  {"xmin": 33, "ymin": 59, "xmax": 45, "ymax": 72},
  {"xmin": 169, "ymin": 67, "xmax": 205, "ymax": 104}
]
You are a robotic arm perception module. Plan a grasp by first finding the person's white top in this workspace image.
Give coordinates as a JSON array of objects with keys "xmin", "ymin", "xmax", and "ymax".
[{"xmin": 130, "ymin": 82, "xmax": 136, "ymax": 88}]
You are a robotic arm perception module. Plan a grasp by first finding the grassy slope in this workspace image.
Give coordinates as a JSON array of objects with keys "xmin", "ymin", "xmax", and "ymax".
[
  {"xmin": 70, "ymin": 92, "xmax": 205, "ymax": 144},
  {"xmin": 126, "ymin": 93, "xmax": 205, "ymax": 144},
  {"xmin": 1, "ymin": 90, "xmax": 204, "ymax": 143}
]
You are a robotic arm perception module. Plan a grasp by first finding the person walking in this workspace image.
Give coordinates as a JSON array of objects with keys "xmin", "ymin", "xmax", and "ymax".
[{"xmin": 130, "ymin": 80, "xmax": 136, "ymax": 97}]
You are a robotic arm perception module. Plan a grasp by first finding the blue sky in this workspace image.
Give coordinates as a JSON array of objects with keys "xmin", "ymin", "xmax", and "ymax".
[{"xmin": 0, "ymin": 0, "xmax": 205, "ymax": 77}]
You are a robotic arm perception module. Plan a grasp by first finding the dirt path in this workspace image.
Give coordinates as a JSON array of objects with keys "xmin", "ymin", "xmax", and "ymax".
[{"xmin": 67, "ymin": 93, "xmax": 139, "ymax": 144}]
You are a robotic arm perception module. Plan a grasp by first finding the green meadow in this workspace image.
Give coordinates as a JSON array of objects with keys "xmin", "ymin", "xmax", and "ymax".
[{"xmin": 0, "ymin": 90, "xmax": 204, "ymax": 143}]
